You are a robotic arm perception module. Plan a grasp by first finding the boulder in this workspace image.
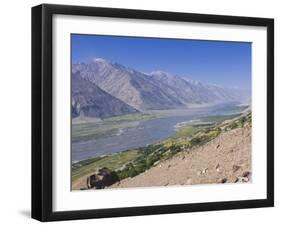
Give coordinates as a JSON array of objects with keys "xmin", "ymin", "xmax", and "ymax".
[{"xmin": 86, "ymin": 167, "xmax": 119, "ymax": 189}]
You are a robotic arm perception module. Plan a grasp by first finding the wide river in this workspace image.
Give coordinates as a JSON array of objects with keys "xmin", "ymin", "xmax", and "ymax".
[{"xmin": 72, "ymin": 104, "xmax": 245, "ymax": 162}]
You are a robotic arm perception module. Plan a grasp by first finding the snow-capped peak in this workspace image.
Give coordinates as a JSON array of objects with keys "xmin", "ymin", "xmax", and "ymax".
[
  {"xmin": 92, "ymin": 57, "xmax": 108, "ymax": 63},
  {"xmin": 150, "ymin": 70, "xmax": 177, "ymax": 79}
]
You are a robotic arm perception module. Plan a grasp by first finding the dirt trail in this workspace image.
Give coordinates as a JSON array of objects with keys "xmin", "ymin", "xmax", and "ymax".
[{"xmin": 110, "ymin": 125, "xmax": 251, "ymax": 188}]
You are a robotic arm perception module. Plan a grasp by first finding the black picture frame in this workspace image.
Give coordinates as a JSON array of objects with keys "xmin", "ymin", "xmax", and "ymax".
[{"xmin": 32, "ymin": 4, "xmax": 274, "ymax": 222}]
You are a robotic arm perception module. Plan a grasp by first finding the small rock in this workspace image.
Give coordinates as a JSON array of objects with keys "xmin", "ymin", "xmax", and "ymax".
[
  {"xmin": 221, "ymin": 178, "xmax": 227, "ymax": 183},
  {"xmin": 242, "ymin": 171, "xmax": 251, "ymax": 178},
  {"xmin": 202, "ymin": 168, "xmax": 208, "ymax": 174},
  {"xmin": 215, "ymin": 164, "xmax": 220, "ymax": 172},
  {"xmin": 153, "ymin": 160, "xmax": 160, "ymax": 166},
  {"xmin": 235, "ymin": 176, "xmax": 249, "ymax": 183},
  {"xmin": 240, "ymin": 176, "xmax": 249, "ymax": 182},
  {"xmin": 232, "ymin": 165, "xmax": 240, "ymax": 173},
  {"xmin": 186, "ymin": 178, "xmax": 192, "ymax": 184},
  {"xmin": 239, "ymin": 160, "xmax": 244, "ymax": 164}
]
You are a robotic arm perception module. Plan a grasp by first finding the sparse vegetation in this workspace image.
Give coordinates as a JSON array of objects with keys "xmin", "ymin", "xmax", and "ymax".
[
  {"xmin": 224, "ymin": 112, "xmax": 251, "ymax": 131},
  {"xmin": 174, "ymin": 126, "xmax": 202, "ymax": 138},
  {"xmin": 72, "ymin": 150, "xmax": 141, "ymax": 182}
]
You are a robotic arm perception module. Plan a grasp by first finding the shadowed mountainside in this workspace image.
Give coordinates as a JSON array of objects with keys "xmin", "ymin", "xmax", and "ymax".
[{"xmin": 72, "ymin": 71, "xmax": 138, "ymax": 119}]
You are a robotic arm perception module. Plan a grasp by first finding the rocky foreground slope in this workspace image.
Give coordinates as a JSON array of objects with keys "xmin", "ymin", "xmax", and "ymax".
[{"xmin": 110, "ymin": 124, "xmax": 251, "ymax": 188}]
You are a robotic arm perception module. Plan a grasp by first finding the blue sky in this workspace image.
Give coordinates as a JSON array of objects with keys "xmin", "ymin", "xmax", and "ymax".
[{"xmin": 72, "ymin": 34, "xmax": 251, "ymax": 90}]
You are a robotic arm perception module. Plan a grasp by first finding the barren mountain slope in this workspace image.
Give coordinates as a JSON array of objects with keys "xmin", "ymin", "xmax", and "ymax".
[
  {"xmin": 72, "ymin": 59, "xmax": 184, "ymax": 110},
  {"xmin": 72, "ymin": 58, "xmax": 246, "ymax": 111},
  {"xmin": 72, "ymin": 72, "xmax": 138, "ymax": 118},
  {"xmin": 110, "ymin": 125, "xmax": 251, "ymax": 188}
]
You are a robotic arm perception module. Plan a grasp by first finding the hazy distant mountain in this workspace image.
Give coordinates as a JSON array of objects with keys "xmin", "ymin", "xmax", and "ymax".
[
  {"xmin": 150, "ymin": 71, "xmax": 245, "ymax": 104},
  {"xmin": 150, "ymin": 71, "xmax": 214, "ymax": 104},
  {"xmin": 72, "ymin": 72, "xmax": 138, "ymax": 119},
  {"xmin": 72, "ymin": 58, "xmax": 249, "ymax": 112}
]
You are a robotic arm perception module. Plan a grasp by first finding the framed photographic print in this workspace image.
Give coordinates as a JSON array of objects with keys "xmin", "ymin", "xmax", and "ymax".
[{"xmin": 32, "ymin": 4, "xmax": 274, "ymax": 221}]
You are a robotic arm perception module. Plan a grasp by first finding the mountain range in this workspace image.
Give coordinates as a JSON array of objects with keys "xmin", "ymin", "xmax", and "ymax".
[
  {"xmin": 72, "ymin": 58, "xmax": 249, "ymax": 119},
  {"xmin": 72, "ymin": 71, "xmax": 138, "ymax": 119}
]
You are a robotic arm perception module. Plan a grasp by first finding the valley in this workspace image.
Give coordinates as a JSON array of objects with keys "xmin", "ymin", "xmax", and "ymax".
[
  {"xmin": 72, "ymin": 110, "xmax": 251, "ymax": 190},
  {"xmin": 71, "ymin": 57, "xmax": 251, "ymax": 190},
  {"xmin": 72, "ymin": 104, "xmax": 247, "ymax": 162}
]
